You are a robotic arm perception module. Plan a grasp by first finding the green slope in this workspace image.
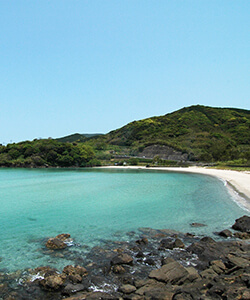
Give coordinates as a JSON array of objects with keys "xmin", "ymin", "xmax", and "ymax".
[
  {"xmin": 87, "ymin": 105, "xmax": 250, "ymax": 162},
  {"xmin": 56, "ymin": 133, "xmax": 103, "ymax": 143}
]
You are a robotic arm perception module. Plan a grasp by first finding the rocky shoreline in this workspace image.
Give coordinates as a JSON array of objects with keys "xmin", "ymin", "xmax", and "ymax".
[{"xmin": 0, "ymin": 216, "xmax": 249, "ymax": 300}]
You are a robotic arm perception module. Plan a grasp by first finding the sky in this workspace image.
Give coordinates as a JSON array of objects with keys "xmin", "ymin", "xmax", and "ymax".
[{"xmin": 0, "ymin": 1, "xmax": 249, "ymax": 144}]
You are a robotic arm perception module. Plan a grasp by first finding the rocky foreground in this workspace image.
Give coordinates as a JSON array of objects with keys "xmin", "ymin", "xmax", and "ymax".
[{"xmin": 0, "ymin": 216, "xmax": 249, "ymax": 300}]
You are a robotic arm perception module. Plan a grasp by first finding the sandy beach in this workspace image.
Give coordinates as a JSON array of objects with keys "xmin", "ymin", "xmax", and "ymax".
[{"xmin": 101, "ymin": 166, "xmax": 250, "ymax": 211}]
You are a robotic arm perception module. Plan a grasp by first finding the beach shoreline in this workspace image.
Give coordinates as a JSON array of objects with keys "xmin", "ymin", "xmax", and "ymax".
[{"xmin": 98, "ymin": 166, "xmax": 250, "ymax": 211}]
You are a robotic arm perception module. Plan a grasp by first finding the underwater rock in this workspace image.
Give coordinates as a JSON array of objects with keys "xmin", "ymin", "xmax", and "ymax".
[{"xmin": 190, "ymin": 222, "xmax": 207, "ymax": 227}]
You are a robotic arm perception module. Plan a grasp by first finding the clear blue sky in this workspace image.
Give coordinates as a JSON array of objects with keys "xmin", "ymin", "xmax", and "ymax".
[{"xmin": 0, "ymin": 1, "xmax": 249, "ymax": 144}]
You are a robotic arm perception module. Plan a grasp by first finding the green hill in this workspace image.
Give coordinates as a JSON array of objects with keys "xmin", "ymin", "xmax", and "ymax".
[
  {"xmin": 56, "ymin": 133, "xmax": 103, "ymax": 143},
  {"xmin": 1, "ymin": 105, "xmax": 249, "ymax": 167},
  {"xmin": 86, "ymin": 105, "xmax": 250, "ymax": 163}
]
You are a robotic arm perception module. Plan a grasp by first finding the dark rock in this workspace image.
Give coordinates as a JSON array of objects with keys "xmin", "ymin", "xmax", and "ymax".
[
  {"xmin": 63, "ymin": 283, "xmax": 87, "ymax": 294},
  {"xmin": 232, "ymin": 215, "xmax": 250, "ymax": 233},
  {"xmin": 218, "ymin": 229, "xmax": 233, "ymax": 238},
  {"xmin": 135, "ymin": 237, "xmax": 148, "ymax": 245},
  {"xmin": 86, "ymin": 291, "xmax": 119, "ymax": 299},
  {"xmin": 149, "ymin": 261, "xmax": 188, "ymax": 284},
  {"xmin": 144, "ymin": 257, "xmax": 156, "ymax": 266},
  {"xmin": 190, "ymin": 223, "xmax": 206, "ymax": 227},
  {"xmin": 159, "ymin": 238, "xmax": 174, "ymax": 250},
  {"xmin": 111, "ymin": 253, "xmax": 133, "ymax": 266},
  {"xmin": 173, "ymin": 238, "xmax": 185, "ymax": 249},
  {"xmin": 159, "ymin": 237, "xmax": 185, "ymax": 250},
  {"xmin": 118, "ymin": 284, "xmax": 136, "ymax": 294},
  {"xmin": 135, "ymin": 251, "xmax": 144, "ymax": 258}
]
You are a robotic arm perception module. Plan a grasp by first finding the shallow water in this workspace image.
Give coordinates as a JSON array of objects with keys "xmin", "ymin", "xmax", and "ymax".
[{"xmin": 0, "ymin": 168, "xmax": 247, "ymax": 272}]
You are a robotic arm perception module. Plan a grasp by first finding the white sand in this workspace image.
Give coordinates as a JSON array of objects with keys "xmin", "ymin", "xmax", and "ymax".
[{"xmin": 100, "ymin": 166, "xmax": 250, "ymax": 211}]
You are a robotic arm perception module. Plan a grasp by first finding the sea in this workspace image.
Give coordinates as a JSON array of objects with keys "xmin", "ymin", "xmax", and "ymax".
[{"xmin": 0, "ymin": 167, "xmax": 248, "ymax": 273}]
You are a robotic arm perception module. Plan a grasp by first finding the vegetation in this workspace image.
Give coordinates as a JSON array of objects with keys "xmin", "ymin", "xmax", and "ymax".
[
  {"xmin": 0, "ymin": 139, "xmax": 100, "ymax": 168},
  {"xmin": 1, "ymin": 105, "xmax": 249, "ymax": 168},
  {"xmin": 84, "ymin": 105, "xmax": 250, "ymax": 166}
]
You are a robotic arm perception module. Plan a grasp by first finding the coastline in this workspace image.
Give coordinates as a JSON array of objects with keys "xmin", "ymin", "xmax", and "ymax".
[{"xmin": 99, "ymin": 166, "xmax": 250, "ymax": 211}]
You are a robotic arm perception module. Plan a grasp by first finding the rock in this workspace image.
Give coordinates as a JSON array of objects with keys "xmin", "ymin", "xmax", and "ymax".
[
  {"xmin": 173, "ymin": 238, "xmax": 185, "ymax": 249},
  {"xmin": 144, "ymin": 288, "xmax": 174, "ymax": 299},
  {"xmin": 32, "ymin": 266, "xmax": 58, "ymax": 278},
  {"xmin": 218, "ymin": 229, "xmax": 233, "ymax": 238},
  {"xmin": 135, "ymin": 280, "xmax": 166, "ymax": 296},
  {"xmin": 210, "ymin": 260, "xmax": 226, "ymax": 274},
  {"xmin": 63, "ymin": 283, "xmax": 87, "ymax": 294},
  {"xmin": 110, "ymin": 253, "xmax": 133, "ymax": 266},
  {"xmin": 149, "ymin": 261, "xmax": 189, "ymax": 284},
  {"xmin": 63, "ymin": 265, "xmax": 88, "ymax": 277},
  {"xmin": 119, "ymin": 284, "xmax": 136, "ymax": 294},
  {"xmin": 184, "ymin": 267, "xmax": 200, "ymax": 282},
  {"xmin": 39, "ymin": 274, "xmax": 66, "ymax": 291},
  {"xmin": 234, "ymin": 232, "xmax": 250, "ymax": 239},
  {"xmin": 46, "ymin": 237, "xmax": 67, "ymax": 249},
  {"xmin": 190, "ymin": 223, "xmax": 206, "ymax": 227},
  {"xmin": 135, "ymin": 237, "xmax": 148, "ymax": 245},
  {"xmin": 45, "ymin": 233, "xmax": 72, "ymax": 250},
  {"xmin": 162, "ymin": 257, "xmax": 175, "ymax": 266},
  {"xmin": 159, "ymin": 238, "xmax": 175, "ymax": 250},
  {"xmin": 135, "ymin": 250, "xmax": 144, "ymax": 258},
  {"xmin": 232, "ymin": 215, "xmax": 250, "ymax": 233},
  {"xmin": 56, "ymin": 233, "xmax": 71, "ymax": 241},
  {"xmin": 86, "ymin": 291, "xmax": 118, "ymax": 299},
  {"xmin": 200, "ymin": 267, "xmax": 218, "ymax": 279},
  {"xmin": 159, "ymin": 238, "xmax": 184, "ymax": 250},
  {"xmin": 242, "ymin": 289, "xmax": 250, "ymax": 300},
  {"xmin": 111, "ymin": 265, "xmax": 126, "ymax": 274},
  {"xmin": 144, "ymin": 257, "xmax": 156, "ymax": 266},
  {"xmin": 186, "ymin": 236, "xmax": 227, "ymax": 266},
  {"xmin": 226, "ymin": 254, "xmax": 250, "ymax": 268}
]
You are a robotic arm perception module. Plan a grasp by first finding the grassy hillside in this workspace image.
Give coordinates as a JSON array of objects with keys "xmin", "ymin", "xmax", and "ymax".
[{"xmin": 85, "ymin": 105, "xmax": 250, "ymax": 163}]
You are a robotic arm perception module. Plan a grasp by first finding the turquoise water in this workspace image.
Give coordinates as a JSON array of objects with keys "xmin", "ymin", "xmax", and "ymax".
[{"xmin": 0, "ymin": 168, "xmax": 247, "ymax": 272}]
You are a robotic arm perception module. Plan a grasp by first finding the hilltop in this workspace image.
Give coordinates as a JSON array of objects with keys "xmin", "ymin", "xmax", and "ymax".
[
  {"xmin": 84, "ymin": 105, "xmax": 250, "ymax": 164},
  {"xmin": 0, "ymin": 105, "xmax": 249, "ymax": 167}
]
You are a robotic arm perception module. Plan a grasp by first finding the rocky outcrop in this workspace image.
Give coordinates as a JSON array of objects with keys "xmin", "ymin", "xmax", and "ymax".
[
  {"xmin": 232, "ymin": 215, "xmax": 250, "ymax": 233},
  {"xmin": 139, "ymin": 144, "xmax": 189, "ymax": 161},
  {"xmin": 45, "ymin": 233, "xmax": 72, "ymax": 250},
  {"xmin": 2, "ymin": 216, "xmax": 250, "ymax": 299}
]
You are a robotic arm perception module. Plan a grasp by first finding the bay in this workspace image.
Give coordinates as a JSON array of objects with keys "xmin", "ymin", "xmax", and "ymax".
[{"xmin": 0, "ymin": 168, "xmax": 246, "ymax": 272}]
